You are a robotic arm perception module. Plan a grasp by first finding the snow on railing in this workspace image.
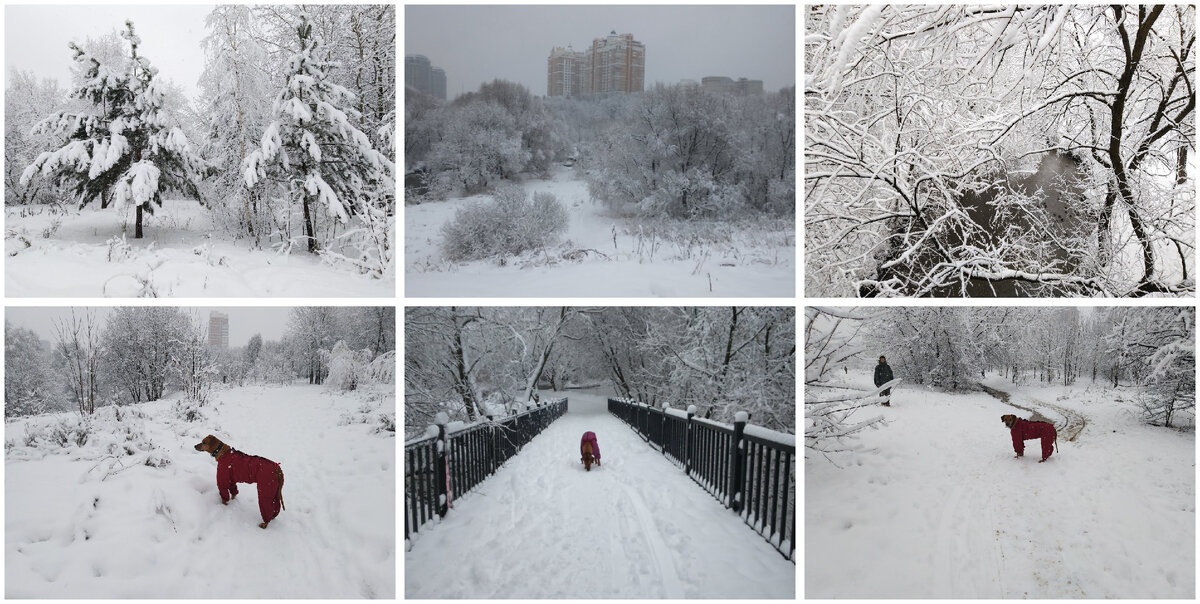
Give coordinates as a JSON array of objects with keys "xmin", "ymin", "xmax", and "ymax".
[
  {"xmin": 607, "ymin": 397, "xmax": 795, "ymax": 562},
  {"xmin": 405, "ymin": 397, "xmax": 567, "ymax": 545}
]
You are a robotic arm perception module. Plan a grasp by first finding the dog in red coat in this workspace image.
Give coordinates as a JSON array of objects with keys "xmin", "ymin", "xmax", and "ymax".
[
  {"xmin": 1000, "ymin": 414, "xmax": 1058, "ymax": 463},
  {"xmin": 194, "ymin": 435, "xmax": 285, "ymax": 528},
  {"xmin": 580, "ymin": 431, "xmax": 601, "ymax": 471}
]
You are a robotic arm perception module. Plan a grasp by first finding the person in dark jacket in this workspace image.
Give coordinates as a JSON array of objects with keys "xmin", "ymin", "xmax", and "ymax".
[{"xmin": 874, "ymin": 356, "xmax": 894, "ymax": 406}]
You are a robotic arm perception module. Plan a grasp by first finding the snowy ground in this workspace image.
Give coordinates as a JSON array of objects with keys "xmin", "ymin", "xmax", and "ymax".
[
  {"xmin": 806, "ymin": 371, "xmax": 1195, "ymax": 598},
  {"xmin": 405, "ymin": 168, "xmax": 795, "ymax": 297},
  {"xmin": 5, "ymin": 202, "xmax": 394, "ymax": 297},
  {"xmin": 405, "ymin": 389, "xmax": 795, "ymax": 598},
  {"xmin": 5, "ymin": 382, "xmax": 395, "ymax": 598}
]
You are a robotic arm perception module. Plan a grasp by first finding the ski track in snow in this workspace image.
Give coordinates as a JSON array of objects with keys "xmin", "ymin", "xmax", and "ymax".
[
  {"xmin": 807, "ymin": 372, "xmax": 1194, "ymax": 598},
  {"xmin": 5, "ymin": 384, "xmax": 395, "ymax": 598},
  {"xmin": 404, "ymin": 391, "xmax": 794, "ymax": 599}
]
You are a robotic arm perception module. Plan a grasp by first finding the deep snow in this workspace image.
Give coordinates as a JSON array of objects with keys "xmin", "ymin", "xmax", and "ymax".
[
  {"xmin": 806, "ymin": 371, "xmax": 1195, "ymax": 598},
  {"xmin": 5, "ymin": 201, "xmax": 394, "ymax": 297},
  {"xmin": 404, "ymin": 168, "xmax": 795, "ymax": 297},
  {"xmin": 5, "ymin": 383, "xmax": 395, "ymax": 598},
  {"xmin": 404, "ymin": 389, "xmax": 795, "ymax": 598}
]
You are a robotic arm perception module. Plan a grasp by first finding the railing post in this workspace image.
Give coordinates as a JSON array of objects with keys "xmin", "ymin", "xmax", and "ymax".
[
  {"xmin": 685, "ymin": 404, "xmax": 696, "ymax": 475},
  {"xmin": 729, "ymin": 411, "xmax": 747, "ymax": 512},
  {"xmin": 434, "ymin": 412, "xmax": 450, "ymax": 517},
  {"xmin": 660, "ymin": 402, "xmax": 669, "ymax": 456},
  {"xmin": 486, "ymin": 414, "xmax": 498, "ymax": 475}
]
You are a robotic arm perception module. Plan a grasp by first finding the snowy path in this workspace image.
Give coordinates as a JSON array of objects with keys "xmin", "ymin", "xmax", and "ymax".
[
  {"xmin": 807, "ymin": 376, "xmax": 1194, "ymax": 598},
  {"xmin": 404, "ymin": 391, "xmax": 794, "ymax": 598},
  {"xmin": 6, "ymin": 384, "xmax": 395, "ymax": 598}
]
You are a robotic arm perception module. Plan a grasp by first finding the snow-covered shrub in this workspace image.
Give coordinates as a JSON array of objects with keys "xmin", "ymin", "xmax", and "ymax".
[
  {"xmin": 23, "ymin": 415, "xmax": 92, "ymax": 450},
  {"xmin": 106, "ymin": 235, "xmax": 134, "ymax": 263},
  {"xmin": 173, "ymin": 399, "xmax": 209, "ymax": 423},
  {"xmin": 338, "ymin": 397, "xmax": 396, "ymax": 435},
  {"xmin": 366, "ymin": 350, "xmax": 396, "ymax": 384},
  {"xmin": 440, "ymin": 186, "xmax": 568, "ymax": 261},
  {"xmin": 326, "ymin": 341, "xmax": 373, "ymax": 391}
]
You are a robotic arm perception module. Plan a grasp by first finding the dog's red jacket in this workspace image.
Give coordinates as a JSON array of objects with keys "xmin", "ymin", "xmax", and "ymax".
[
  {"xmin": 580, "ymin": 432, "xmax": 601, "ymax": 460},
  {"xmin": 217, "ymin": 450, "xmax": 284, "ymax": 524},
  {"xmin": 1010, "ymin": 419, "xmax": 1057, "ymax": 460}
]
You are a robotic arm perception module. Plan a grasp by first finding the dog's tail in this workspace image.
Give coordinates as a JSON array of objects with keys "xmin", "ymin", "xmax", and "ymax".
[{"xmin": 276, "ymin": 465, "xmax": 286, "ymax": 511}]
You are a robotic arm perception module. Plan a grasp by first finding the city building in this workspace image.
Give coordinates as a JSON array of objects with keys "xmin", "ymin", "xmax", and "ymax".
[
  {"xmin": 548, "ymin": 46, "xmax": 586, "ymax": 97},
  {"xmin": 406, "ymin": 54, "xmax": 446, "ymax": 100},
  {"xmin": 701, "ymin": 75, "xmax": 764, "ymax": 95},
  {"xmin": 547, "ymin": 31, "xmax": 644, "ymax": 97},
  {"xmin": 208, "ymin": 311, "xmax": 229, "ymax": 349},
  {"xmin": 430, "ymin": 67, "xmax": 446, "ymax": 100}
]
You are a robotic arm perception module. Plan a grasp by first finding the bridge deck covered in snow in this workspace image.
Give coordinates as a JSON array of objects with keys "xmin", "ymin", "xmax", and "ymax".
[{"xmin": 403, "ymin": 391, "xmax": 795, "ymax": 599}]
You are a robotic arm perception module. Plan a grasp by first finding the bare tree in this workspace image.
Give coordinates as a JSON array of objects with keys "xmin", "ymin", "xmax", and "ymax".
[
  {"xmin": 805, "ymin": 5, "xmax": 1194, "ymax": 297},
  {"xmin": 54, "ymin": 309, "xmax": 101, "ymax": 415}
]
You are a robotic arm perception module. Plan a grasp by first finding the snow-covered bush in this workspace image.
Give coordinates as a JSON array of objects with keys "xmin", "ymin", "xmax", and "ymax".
[
  {"xmin": 23, "ymin": 415, "xmax": 92, "ymax": 449},
  {"xmin": 440, "ymin": 186, "xmax": 568, "ymax": 261},
  {"xmin": 587, "ymin": 84, "xmax": 794, "ymax": 220},
  {"xmin": 339, "ymin": 397, "xmax": 395, "ymax": 434},
  {"xmin": 366, "ymin": 350, "xmax": 396, "ymax": 384},
  {"xmin": 326, "ymin": 340, "xmax": 373, "ymax": 391},
  {"xmin": 172, "ymin": 399, "xmax": 208, "ymax": 423}
]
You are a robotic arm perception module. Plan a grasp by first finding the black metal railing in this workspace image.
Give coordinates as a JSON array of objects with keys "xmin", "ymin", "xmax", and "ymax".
[
  {"xmin": 405, "ymin": 397, "xmax": 568, "ymax": 543},
  {"xmin": 608, "ymin": 397, "xmax": 796, "ymax": 561}
]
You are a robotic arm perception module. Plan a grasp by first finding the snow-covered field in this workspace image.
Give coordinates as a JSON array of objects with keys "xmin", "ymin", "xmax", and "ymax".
[
  {"xmin": 5, "ymin": 202, "xmax": 394, "ymax": 297},
  {"xmin": 405, "ymin": 389, "xmax": 795, "ymax": 598},
  {"xmin": 5, "ymin": 382, "xmax": 395, "ymax": 598},
  {"xmin": 806, "ymin": 371, "xmax": 1194, "ymax": 598},
  {"xmin": 405, "ymin": 168, "xmax": 795, "ymax": 297}
]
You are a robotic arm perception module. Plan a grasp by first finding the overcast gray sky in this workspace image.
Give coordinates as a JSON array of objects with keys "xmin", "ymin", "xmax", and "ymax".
[
  {"xmin": 405, "ymin": 5, "xmax": 795, "ymax": 98},
  {"xmin": 5, "ymin": 4, "xmax": 212, "ymax": 100},
  {"xmin": 6, "ymin": 307, "xmax": 292, "ymax": 348}
]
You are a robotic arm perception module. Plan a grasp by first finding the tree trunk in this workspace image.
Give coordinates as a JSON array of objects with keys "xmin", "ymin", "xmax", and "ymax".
[
  {"xmin": 303, "ymin": 195, "xmax": 317, "ymax": 253},
  {"xmin": 135, "ymin": 204, "xmax": 144, "ymax": 239},
  {"xmin": 451, "ymin": 311, "xmax": 479, "ymax": 420}
]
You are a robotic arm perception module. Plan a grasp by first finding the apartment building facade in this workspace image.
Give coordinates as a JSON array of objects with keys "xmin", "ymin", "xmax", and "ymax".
[
  {"xmin": 406, "ymin": 53, "xmax": 447, "ymax": 100},
  {"xmin": 548, "ymin": 31, "xmax": 644, "ymax": 97}
]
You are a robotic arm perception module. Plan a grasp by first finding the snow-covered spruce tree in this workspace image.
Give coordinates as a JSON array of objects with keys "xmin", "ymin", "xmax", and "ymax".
[
  {"xmin": 20, "ymin": 21, "xmax": 205, "ymax": 239},
  {"xmin": 243, "ymin": 12, "xmax": 394, "ymax": 260}
]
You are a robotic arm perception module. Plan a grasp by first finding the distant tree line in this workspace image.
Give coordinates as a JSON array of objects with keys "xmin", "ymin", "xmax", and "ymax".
[
  {"xmin": 405, "ymin": 79, "xmax": 795, "ymax": 221},
  {"xmin": 4, "ymin": 306, "xmax": 395, "ymax": 418}
]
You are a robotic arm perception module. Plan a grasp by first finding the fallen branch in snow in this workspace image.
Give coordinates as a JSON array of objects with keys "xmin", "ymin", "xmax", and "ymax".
[{"xmin": 561, "ymin": 247, "xmax": 609, "ymax": 261}]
